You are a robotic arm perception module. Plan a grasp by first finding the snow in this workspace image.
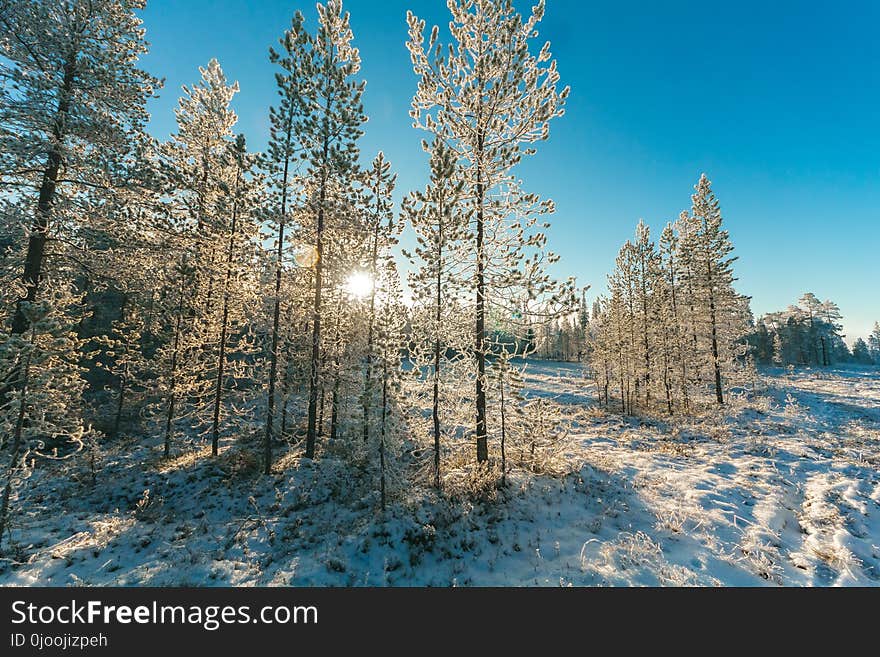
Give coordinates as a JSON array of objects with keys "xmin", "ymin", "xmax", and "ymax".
[{"xmin": 1, "ymin": 363, "xmax": 879, "ymax": 587}]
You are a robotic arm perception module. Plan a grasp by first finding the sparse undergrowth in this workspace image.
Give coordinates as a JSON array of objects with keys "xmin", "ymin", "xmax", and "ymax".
[{"xmin": 1, "ymin": 364, "xmax": 878, "ymax": 587}]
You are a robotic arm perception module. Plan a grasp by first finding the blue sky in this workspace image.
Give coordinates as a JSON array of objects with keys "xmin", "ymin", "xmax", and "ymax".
[{"xmin": 140, "ymin": 0, "xmax": 879, "ymax": 342}]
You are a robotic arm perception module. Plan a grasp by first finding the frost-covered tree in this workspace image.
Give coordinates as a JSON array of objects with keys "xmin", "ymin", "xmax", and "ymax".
[
  {"xmin": 361, "ymin": 152, "xmax": 397, "ymax": 448},
  {"xmin": 286, "ymin": 0, "xmax": 367, "ymax": 460},
  {"xmin": 798, "ymin": 293, "xmax": 825, "ymax": 365},
  {"xmin": 815, "ymin": 299, "xmax": 845, "ymax": 366},
  {"xmin": 158, "ymin": 60, "xmax": 263, "ymax": 458},
  {"xmin": 276, "ymin": 269, "xmax": 314, "ymax": 441},
  {"xmin": 607, "ymin": 239, "xmax": 638, "ymax": 413},
  {"xmin": 0, "ymin": 0, "xmax": 159, "ymax": 341},
  {"xmin": 0, "ymin": 283, "xmax": 97, "ymax": 549},
  {"xmin": 373, "ymin": 261, "xmax": 407, "ymax": 512},
  {"xmin": 262, "ymin": 10, "xmax": 310, "ymax": 473},
  {"xmin": 659, "ymin": 221, "xmax": 689, "ymax": 411},
  {"xmin": 320, "ymin": 193, "xmax": 373, "ymax": 445},
  {"xmin": 589, "ymin": 177, "xmax": 749, "ymax": 415},
  {"xmin": 407, "ymin": 0, "xmax": 570, "ymax": 464},
  {"xmin": 162, "ymin": 58, "xmax": 238, "ymax": 236},
  {"xmin": 869, "ymin": 322, "xmax": 880, "ymax": 364},
  {"xmin": 0, "ymin": 1, "xmax": 158, "ymax": 526},
  {"xmin": 753, "ymin": 295, "xmax": 849, "ymax": 367},
  {"xmin": 403, "ymin": 137, "xmax": 469, "ymax": 489},
  {"xmin": 680, "ymin": 174, "xmax": 748, "ymax": 405},
  {"xmin": 852, "ymin": 338, "xmax": 872, "ymax": 364},
  {"xmin": 772, "ymin": 332, "xmax": 784, "ymax": 366},
  {"xmin": 96, "ymin": 297, "xmax": 148, "ymax": 438},
  {"xmin": 325, "ymin": 282, "xmax": 350, "ymax": 444},
  {"xmin": 587, "ymin": 297, "xmax": 613, "ymax": 407},
  {"xmin": 489, "ymin": 348, "xmax": 523, "ymax": 487},
  {"xmin": 151, "ymin": 254, "xmax": 206, "ymax": 458},
  {"xmin": 576, "ymin": 287, "xmax": 590, "ymax": 362},
  {"xmin": 207, "ymin": 135, "xmax": 264, "ymax": 456},
  {"xmin": 632, "ymin": 221, "xmax": 660, "ymax": 406}
]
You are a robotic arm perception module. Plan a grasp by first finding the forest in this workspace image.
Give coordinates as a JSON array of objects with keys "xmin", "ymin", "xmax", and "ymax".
[{"xmin": 1, "ymin": 0, "xmax": 878, "ymax": 587}]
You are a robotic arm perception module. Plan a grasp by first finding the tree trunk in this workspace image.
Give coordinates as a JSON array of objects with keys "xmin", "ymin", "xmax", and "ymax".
[
  {"xmin": 279, "ymin": 321, "xmax": 295, "ymax": 440},
  {"xmin": 164, "ymin": 276, "xmax": 185, "ymax": 459},
  {"xmin": 668, "ymin": 253, "xmax": 690, "ymax": 413},
  {"xmin": 709, "ymin": 303, "xmax": 723, "ymax": 404},
  {"xmin": 329, "ymin": 296, "xmax": 343, "ymax": 442},
  {"xmin": 432, "ymin": 212, "xmax": 444, "ymax": 490},
  {"xmin": 318, "ymin": 378, "xmax": 326, "ymax": 438},
  {"xmin": 706, "ymin": 259, "xmax": 724, "ymax": 405},
  {"xmin": 617, "ymin": 321, "xmax": 626, "ymax": 414},
  {"xmin": 211, "ymin": 159, "xmax": 242, "ymax": 456},
  {"xmin": 113, "ymin": 372, "xmax": 126, "ymax": 438},
  {"xmin": 0, "ymin": 328, "xmax": 36, "ymax": 550},
  {"xmin": 362, "ymin": 184, "xmax": 383, "ymax": 445},
  {"xmin": 640, "ymin": 257, "xmax": 651, "ymax": 405},
  {"xmin": 11, "ymin": 56, "xmax": 76, "ymax": 337},
  {"xmin": 305, "ymin": 153, "xmax": 329, "ymax": 459},
  {"xmin": 379, "ymin": 351, "xmax": 389, "ymax": 513},
  {"xmin": 264, "ymin": 114, "xmax": 294, "ymax": 474},
  {"xmin": 663, "ymin": 361, "xmax": 673, "ymax": 415},
  {"xmin": 474, "ymin": 142, "xmax": 488, "ymax": 464},
  {"xmin": 499, "ymin": 361, "xmax": 507, "ymax": 488}
]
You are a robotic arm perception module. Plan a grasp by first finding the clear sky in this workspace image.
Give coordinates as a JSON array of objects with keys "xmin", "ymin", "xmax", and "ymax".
[{"xmin": 140, "ymin": 0, "xmax": 879, "ymax": 343}]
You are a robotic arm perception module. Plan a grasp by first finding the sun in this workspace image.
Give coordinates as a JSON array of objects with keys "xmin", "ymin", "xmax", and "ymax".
[{"xmin": 344, "ymin": 272, "xmax": 374, "ymax": 299}]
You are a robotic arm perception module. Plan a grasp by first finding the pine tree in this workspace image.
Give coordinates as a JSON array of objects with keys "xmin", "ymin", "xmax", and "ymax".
[
  {"xmin": 660, "ymin": 221, "xmax": 689, "ymax": 411},
  {"xmin": 590, "ymin": 178, "xmax": 749, "ymax": 416},
  {"xmin": 753, "ymin": 295, "xmax": 848, "ymax": 367},
  {"xmin": 158, "ymin": 60, "xmax": 258, "ymax": 458},
  {"xmin": 292, "ymin": 0, "xmax": 367, "ymax": 461},
  {"xmin": 208, "ymin": 135, "xmax": 264, "ymax": 456},
  {"xmin": 262, "ymin": 11, "xmax": 310, "ymax": 472},
  {"xmin": 162, "ymin": 58, "xmax": 239, "ymax": 236},
  {"xmin": 402, "ymin": 137, "xmax": 469, "ymax": 489},
  {"xmin": 682, "ymin": 174, "xmax": 745, "ymax": 405},
  {"xmin": 513, "ymin": 383, "xmax": 570, "ymax": 476},
  {"xmin": 320, "ymin": 196, "xmax": 372, "ymax": 445},
  {"xmin": 152, "ymin": 253, "xmax": 204, "ymax": 458},
  {"xmin": 0, "ymin": 2, "xmax": 157, "ymax": 539},
  {"xmin": 869, "ymin": 322, "xmax": 880, "ymax": 364},
  {"xmin": 577, "ymin": 287, "xmax": 590, "ymax": 362},
  {"xmin": 0, "ymin": 0, "xmax": 159, "ymax": 449},
  {"xmin": 607, "ymin": 240, "xmax": 638, "ymax": 413},
  {"xmin": 408, "ymin": 0, "xmax": 570, "ymax": 464},
  {"xmin": 277, "ymin": 280, "xmax": 310, "ymax": 441},
  {"xmin": 817, "ymin": 299, "xmax": 845, "ymax": 366},
  {"xmin": 587, "ymin": 297, "xmax": 612, "ymax": 407},
  {"xmin": 772, "ymin": 332, "xmax": 784, "ymax": 366},
  {"xmin": 373, "ymin": 261, "xmax": 407, "ymax": 513},
  {"xmin": 96, "ymin": 298, "xmax": 148, "ymax": 438},
  {"xmin": 798, "ymin": 293, "xmax": 824, "ymax": 365},
  {"xmin": 0, "ymin": 0, "xmax": 159, "ymax": 341},
  {"xmin": 490, "ymin": 348, "xmax": 524, "ymax": 487},
  {"xmin": 852, "ymin": 338, "xmax": 872, "ymax": 364},
  {"xmin": 633, "ymin": 221, "xmax": 660, "ymax": 406},
  {"xmin": 361, "ymin": 153, "xmax": 397, "ymax": 449},
  {"xmin": 0, "ymin": 283, "xmax": 97, "ymax": 550}
]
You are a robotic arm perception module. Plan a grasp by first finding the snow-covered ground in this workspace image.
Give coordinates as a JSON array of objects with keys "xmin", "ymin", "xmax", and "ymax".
[{"xmin": 1, "ymin": 363, "xmax": 878, "ymax": 586}]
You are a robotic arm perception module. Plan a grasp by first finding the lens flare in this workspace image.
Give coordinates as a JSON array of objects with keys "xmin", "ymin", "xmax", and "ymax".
[
  {"xmin": 344, "ymin": 272, "xmax": 374, "ymax": 299},
  {"xmin": 293, "ymin": 245, "xmax": 319, "ymax": 268}
]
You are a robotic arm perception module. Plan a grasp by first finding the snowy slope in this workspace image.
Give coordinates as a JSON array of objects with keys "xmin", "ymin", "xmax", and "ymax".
[{"xmin": 1, "ymin": 364, "xmax": 878, "ymax": 586}]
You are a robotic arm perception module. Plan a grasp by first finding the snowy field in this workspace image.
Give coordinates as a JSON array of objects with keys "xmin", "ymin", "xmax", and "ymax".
[{"xmin": 1, "ymin": 362, "xmax": 879, "ymax": 587}]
